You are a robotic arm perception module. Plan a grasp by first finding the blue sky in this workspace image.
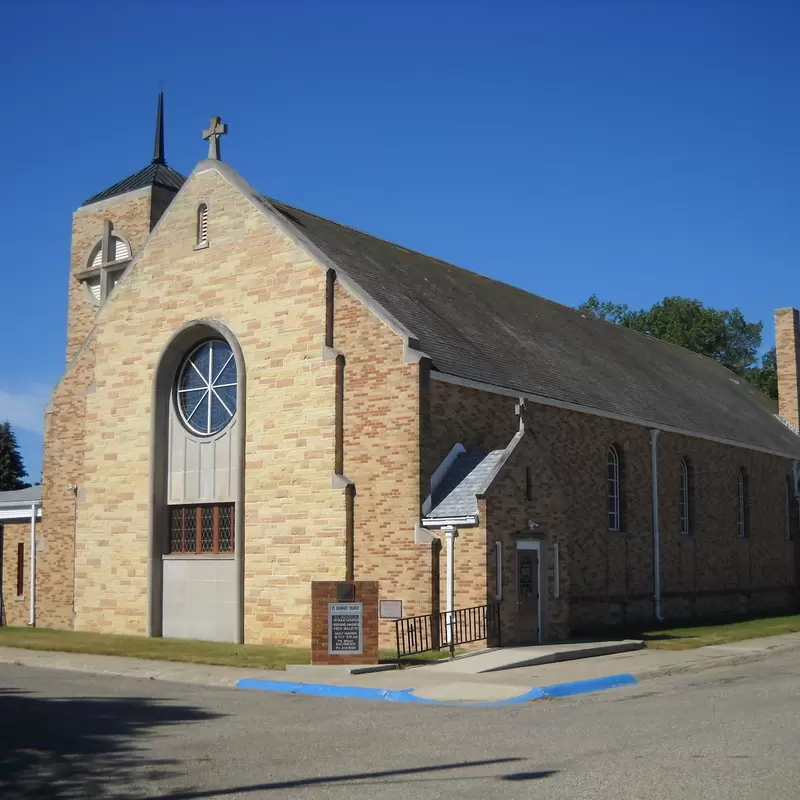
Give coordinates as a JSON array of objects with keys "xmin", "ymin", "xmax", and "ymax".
[{"xmin": 2, "ymin": 0, "xmax": 799, "ymax": 481}]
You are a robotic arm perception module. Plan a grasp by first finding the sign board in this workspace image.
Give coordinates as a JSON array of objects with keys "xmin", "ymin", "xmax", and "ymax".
[
  {"xmin": 328, "ymin": 602, "xmax": 363, "ymax": 655},
  {"xmin": 379, "ymin": 599, "xmax": 403, "ymax": 620}
]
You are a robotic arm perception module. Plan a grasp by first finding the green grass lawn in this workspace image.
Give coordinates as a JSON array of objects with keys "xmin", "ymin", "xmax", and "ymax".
[
  {"xmin": 0, "ymin": 626, "xmax": 456, "ymax": 669},
  {"xmin": 0, "ymin": 626, "xmax": 311, "ymax": 669},
  {"xmin": 633, "ymin": 614, "xmax": 800, "ymax": 650}
]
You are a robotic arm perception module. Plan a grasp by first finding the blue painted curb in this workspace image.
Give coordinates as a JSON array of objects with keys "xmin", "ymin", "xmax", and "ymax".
[
  {"xmin": 235, "ymin": 673, "xmax": 638, "ymax": 707},
  {"xmin": 539, "ymin": 673, "xmax": 639, "ymax": 698}
]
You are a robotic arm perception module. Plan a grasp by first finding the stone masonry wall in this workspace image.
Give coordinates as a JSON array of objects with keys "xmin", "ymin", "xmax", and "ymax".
[
  {"xmin": 429, "ymin": 377, "xmax": 797, "ymax": 636},
  {"xmin": 1, "ymin": 521, "xmax": 31, "ymax": 626},
  {"xmin": 72, "ymin": 166, "xmax": 346, "ymax": 645},
  {"xmin": 67, "ymin": 189, "xmax": 160, "ymax": 363},
  {"xmin": 334, "ymin": 282, "xmax": 431, "ymax": 649},
  {"xmin": 36, "ymin": 336, "xmax": 96, "ymax": 629}
]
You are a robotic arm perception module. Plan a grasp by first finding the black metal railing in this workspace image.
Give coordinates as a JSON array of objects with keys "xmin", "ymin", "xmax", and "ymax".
[{"xmin": 395, "ymin": 603, "xmax": 502, "ymax": 659}]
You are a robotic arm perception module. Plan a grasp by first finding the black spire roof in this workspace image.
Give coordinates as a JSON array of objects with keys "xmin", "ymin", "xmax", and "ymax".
[{"xmin": 82, "ymin": 92, "xmax": 186, "ymax": 207}]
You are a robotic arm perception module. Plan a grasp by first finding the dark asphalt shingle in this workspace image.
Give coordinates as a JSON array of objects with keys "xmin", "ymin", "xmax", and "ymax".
[
  {"xmin": 427, "ymin": 451, "xmax": 506, "ymax": 519},
  {"xmin": 264, "ymin": 196, "xmax": 800, "ymax": 457},
  {"xmin": 83, "ymin": 162, "xmax": 186, "ymax": 206}
]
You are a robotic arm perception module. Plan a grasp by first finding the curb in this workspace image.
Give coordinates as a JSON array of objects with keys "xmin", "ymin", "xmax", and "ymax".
[
  {"xmin": 635, "ymin": 639, "xmax": 800, "ymax": 682},
  {"xmin": 235, "ymin": 673, "xmax": 639, "ymax": 707}
]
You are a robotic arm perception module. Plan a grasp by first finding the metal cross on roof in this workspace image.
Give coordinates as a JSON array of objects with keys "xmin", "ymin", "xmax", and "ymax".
[{"xmin": 202, "ymin": 116, "xmax": 228, "ymax": 160}]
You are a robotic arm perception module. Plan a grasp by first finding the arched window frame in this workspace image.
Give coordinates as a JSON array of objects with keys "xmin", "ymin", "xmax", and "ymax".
[
  {"xmin": 784, "ymin": 475, "xmax": 799, "ymax": 541},
  {"xmin": 679, "ymin": 457, "xmax": 691, "ymax": 535},
  {"xmin": 195, "ymin": 202, "xmax": 209, "ymax": 248},
  {"xmin": 607, "ymin": 445, "xmax": 622, "ymax": 532},
  {"xmin": 148, "ymin": 319, "xmax": 246, "ymax": 640},
  {"xmin": 736, "ymin": 468, "xmax": 748, "ymax": 538},
  {"xmin": 81, "ymin": 226, "xmax": 133, "ymax": 306},
  {"xmin": 175, "ymin": 338, "xmax": 238, "ymax": 437}
]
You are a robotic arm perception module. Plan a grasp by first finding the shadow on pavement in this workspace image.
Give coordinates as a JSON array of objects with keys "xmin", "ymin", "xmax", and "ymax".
[
  {"xmin": 0, "ymin": 686, "xmax": 222, "ymax": 799},
  {"xmin": 158, "ymin": 759, "xmax": 556, "ymax": 798}
]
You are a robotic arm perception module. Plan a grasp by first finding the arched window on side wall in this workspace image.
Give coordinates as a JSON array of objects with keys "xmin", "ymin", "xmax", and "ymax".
[
  {"xmin": 785, "ymin": 476, "xmax": 799, "ymax": 541},
  {"xmin": 196, "ymin": 203, "xmax": 209, "ymax": 246},
  {"xmin": 679, "ymin": 458, "xmax": 691, "ymax": 535},
  {"xmin": 607, "ymin": 446, "xmax": 622, "ymax": 531},
  {"xmin": 736, "ymin": 468, "xmax": 748, "ymax": 538}
]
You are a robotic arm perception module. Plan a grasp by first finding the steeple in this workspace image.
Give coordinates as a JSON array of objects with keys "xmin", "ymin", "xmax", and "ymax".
[
  {"xmin": 152, "ymin": 91, "xmax": 165, "ymax": 165},
  {"xmin": 81, "ymin": 91, "xmax": 185, "ymax": 207}
]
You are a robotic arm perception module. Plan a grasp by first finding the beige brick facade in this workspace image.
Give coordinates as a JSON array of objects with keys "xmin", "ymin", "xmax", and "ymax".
[
  {"xmin": 1, "ymin": 521, "xmax": 31, "ymax": 626},
  {"xmin": 30, "ymin": 155, "xmax": 799, "ymax": 650},
  {"xmin": 333, "ymin": 283, "xmax": 433, "ymax": 647},
  {"xmin": 66, "ymin": 189, "xmax": 168, "ymax": 363},
  {"xmin": 776, "ymin": 308, "xmax": 800, "ymax": 432}
]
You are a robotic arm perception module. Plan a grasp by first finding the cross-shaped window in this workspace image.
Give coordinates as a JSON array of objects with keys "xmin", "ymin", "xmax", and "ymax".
[{"xmin": 76, "ymin": 220, "xmax": 132, "ymax": 306}]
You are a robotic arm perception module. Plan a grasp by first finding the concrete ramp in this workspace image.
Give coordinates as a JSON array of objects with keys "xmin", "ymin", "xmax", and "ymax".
[{"xmin": 422, "ymin": 640, "xmax": 645, "ymax": 675}]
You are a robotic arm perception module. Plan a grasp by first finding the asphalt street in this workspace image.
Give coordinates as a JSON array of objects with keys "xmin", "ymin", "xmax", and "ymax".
[{"xmin": 2, "ymin": 650, "xmax": 799, "ymax": 799}]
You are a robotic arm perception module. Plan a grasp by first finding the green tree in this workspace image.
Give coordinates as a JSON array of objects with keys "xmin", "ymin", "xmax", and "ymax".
[
  {"xmin": 0, "ymin": 421, "xmax": 30, "ymax": 491},
  {"xmin": 578, "ymin": 295, "xmax": 777, "ymax": 400},
  {"xmin": 745, "ymin": 347, "xmax": 778, "ymax": 401}
]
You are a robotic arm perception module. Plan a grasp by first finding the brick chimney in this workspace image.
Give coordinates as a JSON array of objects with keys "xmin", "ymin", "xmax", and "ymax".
[{"xmin": 775, "ymin": 308, "xmax": 800, "ymax": 432}]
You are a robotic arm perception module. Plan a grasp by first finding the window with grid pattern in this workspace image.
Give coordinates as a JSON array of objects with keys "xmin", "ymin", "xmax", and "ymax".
[
  {"xmin": 607, "ymin": 446, "xmax": 621, "ymax": 531},
  {"xmin": 169, "ymin": 504, "xmax": 234, "ymax": 554},
  {"xmin": 736, "ymin": 469, "xmax": 748, "ymax": 538},
  {"xmin": 679, "ymin": 458, "xmax": 691, "ymax": 535}
]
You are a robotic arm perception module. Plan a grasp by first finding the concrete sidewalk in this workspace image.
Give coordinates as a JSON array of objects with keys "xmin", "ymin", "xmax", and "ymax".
[
  {"xmin": 415, "ymin": 639, "xmax": 644, "ymax": 674},
  {"xmin": 1, "ymin": 632, "xmax": 799, "ymax": 705}
]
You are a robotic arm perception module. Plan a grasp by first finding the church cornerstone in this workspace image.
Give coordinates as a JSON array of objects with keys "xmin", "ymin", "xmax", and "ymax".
[{"xmin": 311, "ymin": 581, "xmax": 379, "ymax": 665}]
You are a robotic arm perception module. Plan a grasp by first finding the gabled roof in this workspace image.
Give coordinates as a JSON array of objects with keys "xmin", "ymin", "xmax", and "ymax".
[
  {"xmin": 82, "ymin": 162, "xmax": 186, "ymax": 207},
  {"xmin": 263, "ymin": 197, "xmax": 800, "ymax": 457},
  {"xmin": 426, "ymin": 451, "xmax": 506, "ymax": 520}
]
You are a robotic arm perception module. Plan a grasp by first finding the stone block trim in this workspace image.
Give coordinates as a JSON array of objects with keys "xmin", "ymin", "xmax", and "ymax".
[
  {"xmin": 310, "ymin": 581, "xmax": 379, "ymax": 665},
  {"xmin": 1, "ymin": 522, "xmax": 30, "ymax": 626}
]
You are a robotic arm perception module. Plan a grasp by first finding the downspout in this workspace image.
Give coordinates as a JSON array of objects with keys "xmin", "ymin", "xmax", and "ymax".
[
  {"xmin": 442, "ymin": 525, "xmax": 458, "ymax": 651},
  {"xmin": 650, "ymin": 429, "xmax": 663, "ymax": 622},
  {"xmin": 29, "ymin": 502, "xmax": 37, "ymax": 627}
]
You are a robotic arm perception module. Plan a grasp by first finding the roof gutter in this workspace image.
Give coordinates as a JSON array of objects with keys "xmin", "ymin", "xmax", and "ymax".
[
  {"xmin": 29, "ymin": 501, "xmax": 40, "ymax": 627},
  {"xmin": 0, "ymin": 505, "xmax": 42, "ymax": 520},
  {"xmin": 421, "ymin": 515, "xmax": 478, "ymax": 528}
]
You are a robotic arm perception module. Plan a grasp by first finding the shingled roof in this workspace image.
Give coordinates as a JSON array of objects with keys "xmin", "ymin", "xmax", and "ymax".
[
  {"xmin": 426, "ymin": 451, "xmax": 506, "ymax": 520},
  {"xmin": 262, "ymin": 196, "xmax": 800, "ymax": 457},
  {"xmin": 82, "ymin": 162, "xmax": 186, "ymax": 207}
]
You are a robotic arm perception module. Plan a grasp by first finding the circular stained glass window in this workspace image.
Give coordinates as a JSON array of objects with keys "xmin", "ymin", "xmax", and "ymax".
[{"xmin": 177, "ymin": 340, "xmax": 237, "ymax": 436}]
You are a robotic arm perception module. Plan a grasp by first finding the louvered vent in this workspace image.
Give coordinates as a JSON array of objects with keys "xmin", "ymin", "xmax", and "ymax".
[
  {"xmin": 87, "ymin": 277, "xmax": 101, "ymax": 304},
  {"xmin": 113, "ymin": 236, "xmax": 131, "ymax": 261},
  {"xmin": 90, "ymin": 243, "xmax": 103, "ymax": 268},
  {"xmin": 197, "ymin": 204, "xmax": 209, "ymax": 244}
]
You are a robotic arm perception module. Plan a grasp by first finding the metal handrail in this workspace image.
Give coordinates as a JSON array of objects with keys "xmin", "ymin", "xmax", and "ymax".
[{"xmin": 395, "ymin": 603, "xmax": 501, "ymax": 659}]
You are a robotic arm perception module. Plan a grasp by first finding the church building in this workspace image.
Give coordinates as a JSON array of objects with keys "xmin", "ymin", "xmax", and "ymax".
[{"xmin": 2, "ymin": 95, "xmax": 800, "ymax": 649}]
